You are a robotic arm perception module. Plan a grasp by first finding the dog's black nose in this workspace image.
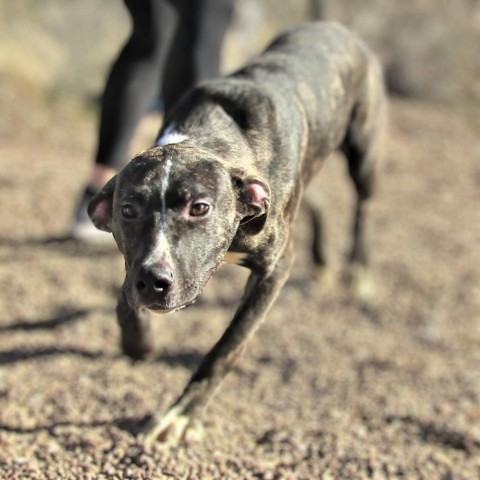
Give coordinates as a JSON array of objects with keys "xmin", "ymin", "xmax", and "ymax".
[{"xmin": 135, "ymin": 265, "xmax": 174, "ymax": 299}]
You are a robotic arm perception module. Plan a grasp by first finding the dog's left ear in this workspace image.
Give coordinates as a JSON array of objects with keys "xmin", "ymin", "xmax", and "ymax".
[
  {"xmin": 233, "ymin": 174, "xmax": 270, "ymax": 224},
  {"xmin": 87, "ymin": 176, "xmax": 117, "ymax": 232}
]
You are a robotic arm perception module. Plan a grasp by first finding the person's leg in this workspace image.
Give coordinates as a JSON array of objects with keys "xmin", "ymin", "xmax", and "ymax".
[
  {"xmin": 161, "ymin": 0, "xmax": 234, "ymax": 114},
  {"xmin": 195, "ymin": 0, "xmax": 235, "ymax": 80},
  {"xmin": 94, "ymin": 0, "xmax": 175, "ymax": 177},
  {"xmin": 72, "ymin": 0, "xmax": 176, "ymax": 239}
]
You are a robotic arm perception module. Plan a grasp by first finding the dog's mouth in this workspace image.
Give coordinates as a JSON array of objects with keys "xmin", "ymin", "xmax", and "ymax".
[
  {"xmin": 128, "ymin": 287, "xmax": 200, "ymax": 314},
  {"xmin": 145, "ymin": 300, "xmax": 194, "ymax": 314}
]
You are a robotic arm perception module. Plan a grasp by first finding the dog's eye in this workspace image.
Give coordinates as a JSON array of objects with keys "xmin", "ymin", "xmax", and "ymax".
[
  {"xmin": 190, "ymin": 203, "xmax": 210, "ymax": 217},
  {"xmin": 121, "ymin": 204, "xmax": 138, "ymax": 219}
]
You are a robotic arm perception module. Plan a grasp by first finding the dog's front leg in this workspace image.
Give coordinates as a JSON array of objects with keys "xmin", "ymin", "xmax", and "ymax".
[
  {"xmin": 141, "ymin": 243, "xmax": 294, "ymax": 446},
  {"xmin": 116, "ymin": 287, "xmax": 154, "ymax": 360}
]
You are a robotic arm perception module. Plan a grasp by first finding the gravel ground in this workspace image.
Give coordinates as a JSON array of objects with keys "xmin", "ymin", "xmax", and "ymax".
[{"xmin": 0, "ymin": 94, "xmax": 479, "ymax": 479}]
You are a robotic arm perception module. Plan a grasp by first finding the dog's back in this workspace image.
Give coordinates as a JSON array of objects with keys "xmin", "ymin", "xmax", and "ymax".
[
  {"xmin": 165, "ymin": 22, "xmax": 385, "ymax": 192},
  {"xmin": 235, "ymin": 22, "xmax": 384, "ymax": 170}
]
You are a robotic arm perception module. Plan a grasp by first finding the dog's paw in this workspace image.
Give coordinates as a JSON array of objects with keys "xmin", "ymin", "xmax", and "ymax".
[
  {"xmin": 121, "ymin": 339, "xmax": 155, "ymax": 361},
  {"xmin": 140, "ymin": 406, "xmax": 205, "ymax": 449}
]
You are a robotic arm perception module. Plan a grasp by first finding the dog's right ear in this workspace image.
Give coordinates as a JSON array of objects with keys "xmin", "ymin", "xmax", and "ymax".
[{"xmin": 87, "ymin": 176, "xmax": 117, "ymax": 232}]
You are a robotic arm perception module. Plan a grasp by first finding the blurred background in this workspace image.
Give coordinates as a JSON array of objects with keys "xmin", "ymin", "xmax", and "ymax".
[{"xmin": 1, "ymin": 0, "xmax": 479, "ymax": 117}]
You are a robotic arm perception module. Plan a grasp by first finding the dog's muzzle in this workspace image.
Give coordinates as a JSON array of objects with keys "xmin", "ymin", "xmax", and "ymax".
[{"xmin": 133, "ymin": 264, "xmax": 175, "ymax": 310}]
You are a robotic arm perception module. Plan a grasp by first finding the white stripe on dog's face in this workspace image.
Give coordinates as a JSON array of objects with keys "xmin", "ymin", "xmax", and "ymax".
[
  {"xmin": 143, "ymin": 230, "xmax": 170, "ymax": 267},
  {"xmin": 144, "ymin": 158, "xmax": 173, "ymax": 266},
  {"xmin": 160, "ymin": 158, "xmax": 173, "ymax": 224},
  {"xmin": 157, "ymin": 124, "xmax": 189, "ymax": 146}
]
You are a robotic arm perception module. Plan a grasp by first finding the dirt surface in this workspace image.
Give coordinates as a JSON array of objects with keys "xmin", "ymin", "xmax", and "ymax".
[{"xmin": 0, "ymin": 94, "xmax": 479, "ymax": 479}]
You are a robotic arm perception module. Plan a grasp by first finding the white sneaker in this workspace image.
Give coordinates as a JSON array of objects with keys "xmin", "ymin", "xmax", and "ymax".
[{"xmin": 70, "ymin": 186, "xmax": 113, "ymax": 242}]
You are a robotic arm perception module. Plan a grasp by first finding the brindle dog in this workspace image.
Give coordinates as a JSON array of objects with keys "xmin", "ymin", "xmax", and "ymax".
[{"xmin": 88, "ymin": 22, "xmax": 387, "ymax": 445}]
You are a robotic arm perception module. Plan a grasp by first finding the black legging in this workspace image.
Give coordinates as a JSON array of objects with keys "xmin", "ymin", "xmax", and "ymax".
[{"xmin": 95, "ymin": 0, "xmax": 234, "ymax": 169}]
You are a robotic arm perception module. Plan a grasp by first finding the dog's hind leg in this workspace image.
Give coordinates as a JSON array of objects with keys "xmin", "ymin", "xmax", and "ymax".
[
  {"xmin": 306, "ymin": 199, "xmax": 335, "ymax": 286},
  {"xmin": 342, "ymin": 59, "xmax": 386, "ymax": 299}
]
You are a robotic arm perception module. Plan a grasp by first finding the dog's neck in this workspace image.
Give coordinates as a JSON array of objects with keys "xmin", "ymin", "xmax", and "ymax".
[{"xmin": 158, "ymin": 103, "xmax": 258, "ymax": 173}]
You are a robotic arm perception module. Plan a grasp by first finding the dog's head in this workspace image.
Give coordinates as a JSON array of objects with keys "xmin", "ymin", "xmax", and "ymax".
[{"xmin": 88, "ymin": 145, "xmax": 269, "ymax": 313}]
